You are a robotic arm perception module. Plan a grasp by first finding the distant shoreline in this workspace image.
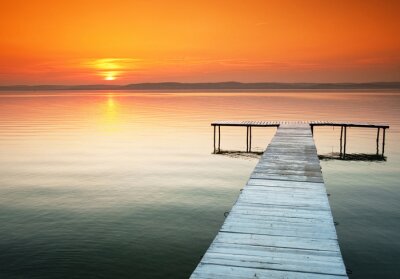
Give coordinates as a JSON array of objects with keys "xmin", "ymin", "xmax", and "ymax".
[{"xmin": 1, "ymin": 82, "xmax": 400, "ymax": 91}]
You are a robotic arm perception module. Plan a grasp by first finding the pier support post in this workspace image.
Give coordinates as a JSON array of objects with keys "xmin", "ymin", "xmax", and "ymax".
[
  {"xmin": 376, "ymin": 128, "xmax": 380, "ymax": 155},
  {"xmin": 218, "ymin": 125, "xmax": 221, "ymax": 153},
  {"xmin": 343, "ymin": 126, "xmax": 347, "ymax": 158},
  {"xmin": 382, "ymin": 128, "xmax": 386, "ymax": 156},
  {"xmin": 213, "ymin": 125, "xmax": 216, "ymax": 153},
  {"xmin": 246, "ymin": 126, "xmax": 249, "ymax": 152},
  {"xmin": 249, "ymin": 126, "xmax": 252, "ymax": 152},
  {"xmin": 340, "ymin": 126, "xmax": 343, "ymax": 157},
  {"xmin": 311, "ymin": 125, "xmax": 314, "ymax": 136}
]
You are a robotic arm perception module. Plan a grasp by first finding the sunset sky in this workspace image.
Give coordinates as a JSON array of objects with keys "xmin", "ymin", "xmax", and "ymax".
[{"xmin": 0, "ymin": 0, "xmax": 399, "ymax": 85}]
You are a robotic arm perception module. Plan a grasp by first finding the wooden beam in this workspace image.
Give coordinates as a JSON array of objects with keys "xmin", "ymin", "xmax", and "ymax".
[
  {"xmin": 218, "ymin": 125, "xmax": 221, "ymax": 153},
  {"xmin": 343, "ymin": 126, "xmax": 347, "ymax": 158},
  {"xmin": 376, "ymin": 128, "xmax": 380, "ymax": 155},
  {"xmin": 213, "ymin": 125, "xmax": 216, "ymax": 153},
  {"xmin": 249, "ymin": 126, "xmax": 252, "ymax": 152},
  {"xmin": 382, "ymin": 128, "xmax": 386, "ymax": 156},
  {"xmin": 340, "ymin": 126, "xmax": 343, "ymax": 156},
  {"xmin": 246, "ymin": 126, "xmax": 249, "ymax": 152}
]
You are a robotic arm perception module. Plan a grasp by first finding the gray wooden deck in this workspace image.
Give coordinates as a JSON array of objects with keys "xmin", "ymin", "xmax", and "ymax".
[{"xmin": 190, "ymin": 123, "xmax": 348, "ymax": 279}]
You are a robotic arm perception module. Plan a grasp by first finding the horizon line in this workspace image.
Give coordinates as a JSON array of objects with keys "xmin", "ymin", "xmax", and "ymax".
[{"xmin": 1, "ymin": 81, "xmax": 400, "ymax": 91}]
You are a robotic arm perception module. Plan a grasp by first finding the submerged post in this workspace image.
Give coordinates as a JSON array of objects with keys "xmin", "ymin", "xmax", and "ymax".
[
  {"xmin": 340, "ymin": 126, "xmax": 343, "ymax": 156},
  {"xmin": 246, "ymin": 126, "xmax": 249, "ymax": 152},
  {"xmin": 218, "ymin": 125, "xmax": 221, "ymax": 153},
  {"xmin": 382, "ymin": 128, "xmax": 386, "ymax": 156},
  {"xmin": 376, "ymin": 128, "xmax": 380, "ymax": 155},
  {"xmin": 343, "ymin": 126, "xmax": 347, "ymax": 158},
  {"xmin": 213, "ymin": 125, "xmax": 216, "ymax": 153},
  {"xmin": 249, "ymin": 126, "xmax": 252, "ymax": 152}
]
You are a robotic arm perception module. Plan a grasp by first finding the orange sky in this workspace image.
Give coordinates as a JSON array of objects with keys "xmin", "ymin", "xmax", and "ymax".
[{"xmin": 0, "ymin": 0, "xmax": 399, "ymax": 84}]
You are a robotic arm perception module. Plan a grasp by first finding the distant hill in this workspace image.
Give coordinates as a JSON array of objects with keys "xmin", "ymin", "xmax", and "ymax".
[{"xmin": 1, "ymin": 82, "xmax": 400, "ymax": 91}]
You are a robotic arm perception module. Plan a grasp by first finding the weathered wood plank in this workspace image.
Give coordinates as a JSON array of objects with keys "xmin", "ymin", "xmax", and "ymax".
[
  {"xmin": 213, "ymin": 232, "xmax": 341, "ymax": 251},
  {"xmin": 250, "ymin": 174, "xmax": 324, "ymax": 183},
  {"xmin": 201, "ymin": 252, "xmax": 346, "ymax": 276},
  {"xmin": 246, "ymin": 179, "xmax": 325, "ymax": 188},
  {"xmin": 191, "ymin": 264, "xmax": 347, "ymax": 279}
]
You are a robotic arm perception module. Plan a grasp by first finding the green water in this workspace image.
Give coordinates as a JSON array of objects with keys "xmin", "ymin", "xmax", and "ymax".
[{"xmin": 0, "ymin": 91, "xmax": 399, "ymax": 278}]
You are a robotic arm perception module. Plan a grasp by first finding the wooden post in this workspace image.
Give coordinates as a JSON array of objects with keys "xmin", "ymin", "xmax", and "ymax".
[
  {"xmin": 376, "ymin": 128, "xmax": 380, "ymax": 155},
  {"xmin": 311, "ymin": 125, "xmax": 314, "ymax": 136},
  {"xmin": 249, "ymin": 126, "xmax": 252, "ymax": 152},
  {"xmin": 213, "ymin": 125, "xmax": 216, "ymax": 153},
  {"xmin": 343, "ymin": 126, "xmax": 347, "ymax": 158},
  {"xmin": 382, "ymin": 128, "xmax": 386, "ymax": 156},
  {"xmin": 218, "ymin": 125, "xmax": 221, "ymax": 153},
  {"xmin": 340, "ymin": 126, "xmax": 343, "ymax": 156},
  {"xmin": 245, "ymin": 126, "xmax": 248, "ymax": 152}
]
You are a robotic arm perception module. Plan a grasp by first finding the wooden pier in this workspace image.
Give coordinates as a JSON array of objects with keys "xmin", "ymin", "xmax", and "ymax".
[{"xmin": 191, "ymin": 121, "xmax": 389, "ymax": 279}]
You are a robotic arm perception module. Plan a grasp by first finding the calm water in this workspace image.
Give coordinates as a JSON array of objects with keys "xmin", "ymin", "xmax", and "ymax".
[{"xmin": 0, "ymin": 91, "xmax": 399, "ymax": 278}]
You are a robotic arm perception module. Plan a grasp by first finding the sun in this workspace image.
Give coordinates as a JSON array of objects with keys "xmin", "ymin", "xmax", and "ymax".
[
  {"xmin": 105, "ymin": 74, "xmax": 116, "ymax": 81},
  {"xmin": 86, "ymin": 58, "xmax": 141, "ymax": 82},
  {"xmin": 103, "ymin": 71, "xmax": 118, "ymax": 81}
]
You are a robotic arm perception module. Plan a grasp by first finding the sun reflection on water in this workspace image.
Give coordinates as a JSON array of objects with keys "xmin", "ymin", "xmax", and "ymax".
[{"xmin": 97, "ymin": 94, "xmax": 121, "ymax": 133}]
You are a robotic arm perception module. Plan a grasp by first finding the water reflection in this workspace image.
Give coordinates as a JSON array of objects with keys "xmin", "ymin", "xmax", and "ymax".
[
  {"xmin": 97, "ymin": 94, "xmax": 121, "ymax": 133},
  {"xmin": 213, "ymin": 150, "xmax": 263, "ymax": 160},
  {"xmin": 319, "ymin": 153, "xmax": 387, "ymax": 162}
]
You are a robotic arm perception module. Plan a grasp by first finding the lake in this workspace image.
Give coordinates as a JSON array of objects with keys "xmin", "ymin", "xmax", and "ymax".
[{"xmin": 0, "ymin": 91, "xmax": 399, "ymax": 278}]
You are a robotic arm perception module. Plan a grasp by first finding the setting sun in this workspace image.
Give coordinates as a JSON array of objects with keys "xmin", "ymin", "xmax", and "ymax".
[
  {"xmin": 104, "ymin": 71, "xmax": 118, "ymax": 81},
  {"xmin": 86, "ymin": 58, "xmax": 140, "ymax": 82}
]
